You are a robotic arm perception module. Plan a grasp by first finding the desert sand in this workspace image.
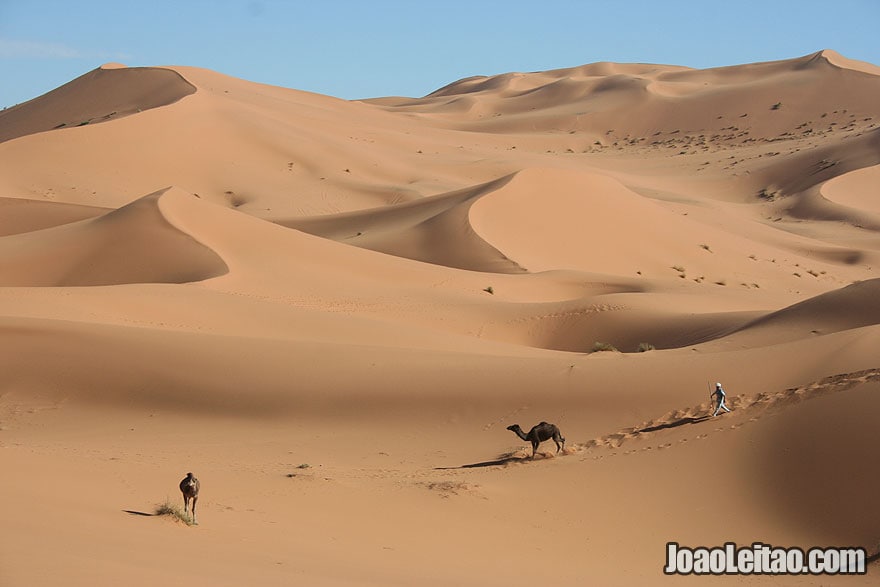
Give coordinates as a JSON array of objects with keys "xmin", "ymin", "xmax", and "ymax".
[{"xmin": 0, "ymin": 49, "xmax": 878, "ymax": 585}]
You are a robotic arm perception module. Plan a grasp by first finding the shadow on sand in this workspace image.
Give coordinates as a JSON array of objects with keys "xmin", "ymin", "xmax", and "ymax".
[
  {"xmin": 435, "ymin": 452, "xmax": 555, "ymax": 470},
  {"xmin": 123, "ymin": 509, "xmax": 156, "ymax": 517},
  {"xmin": 437, "ymin": 415, "xmax": 716, "ymax": 470},
  {"xmin": 635, "ymin": 415, "xmax": 711, "ymax": 434}
]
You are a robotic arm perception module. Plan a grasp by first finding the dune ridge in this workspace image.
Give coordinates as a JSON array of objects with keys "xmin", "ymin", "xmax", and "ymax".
[
  {"xmin": 1, "ymin": 50, "xmax": 879, "ymax": 586},
  {"xmin": 279, "ymin": 174, "xmax": 526, "ymax": 272},
  {"xmin": 0, "ymin": 64, "xmax": 196, "ymax": 143},
  {"xmin": 0, "ymin": 196, "xmax": 108, "ymax": 236},
  {"xmin": 0, "ymin": 187, "xmax": 227, "ymax": 286},
  {"xmin": 716, "ymin": 278, "xmax": 880, "ymax": 345},
  {"xmin": 369, "ymin": 50, "xmax": 880, "ymax": 142}
]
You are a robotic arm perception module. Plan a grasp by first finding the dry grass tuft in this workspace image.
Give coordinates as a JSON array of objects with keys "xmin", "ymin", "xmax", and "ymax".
[
  {"xmin": 155, "ymin": 500, "xmax": 195, "ymax": 526},
  {"xmin": 592, "ymin": 341, "xmax": 619, "ymax": 353}
]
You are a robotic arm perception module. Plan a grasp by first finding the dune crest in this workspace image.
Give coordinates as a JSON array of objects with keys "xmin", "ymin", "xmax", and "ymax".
[
  {"xmin": 813, "ymin": 49, "xmax": 880, "ymax": 76},
  {"xmin": 0, "ymin": 187, "xmax": 227, "ymax": 286},
  {"xmin": 469, "ymin": 167, "xmax": 706, "ymax": 275},
  {"xmin": 281, "ymin": 174, "xmax": 525, "ymax": 272},
  {"xmin": 699, "ymin": 278, "xmax": 880, "ymax": 347},
  {"xmin": 0, "ymin": 65, "xmax": 196, "ymax": 143},
  {"xmin": 0, "ymin": 197, "xmax": 107, "ymax": 236},
  {"xmin": 820, "ymin": 164, "xmax": 880, "ymax": 219},
  {"xmin": 369, "ymin": 50, "xmax": 880, "ymax": 145}
]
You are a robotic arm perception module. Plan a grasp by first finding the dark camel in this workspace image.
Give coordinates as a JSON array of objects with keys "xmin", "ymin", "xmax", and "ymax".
[
  {"xmin": 506, "ymin": 422, "xmax": 565, "ymax": 458},
  {"xmin": 179, "ymin": 472, "xmax": 200, "ymax": 524}
]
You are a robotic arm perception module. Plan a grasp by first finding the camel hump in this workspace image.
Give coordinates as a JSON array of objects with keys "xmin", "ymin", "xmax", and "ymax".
[{"xmin": 539, "ymin": 421, "xmax": 549, "ymax": 425}]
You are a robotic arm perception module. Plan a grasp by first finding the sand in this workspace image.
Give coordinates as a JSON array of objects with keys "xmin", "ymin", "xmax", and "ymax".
[{"xmin": 0, "ymin": 50, "xmax": 878, "ymax": 585}]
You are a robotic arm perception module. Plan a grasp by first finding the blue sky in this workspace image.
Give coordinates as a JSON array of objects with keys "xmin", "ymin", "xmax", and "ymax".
[{"xmin": 1, "ymin": 0, "xmax": 878, "ymax": 108}]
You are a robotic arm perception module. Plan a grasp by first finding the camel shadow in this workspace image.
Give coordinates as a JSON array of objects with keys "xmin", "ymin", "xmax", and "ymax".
[
  {"xmin": 636, "ymin": 415, "xmax": 710, "ymax": 434},
  {"xmin": 436, "ymin": 452, "xmax": 551, "ymax": 470},
  {"xmin": 123, "ymin": 509, "xmax": 156, "ymax": 517},
  {"xmin": 436, "ymin": 457, "xmax": 520, "ymax": 470}
]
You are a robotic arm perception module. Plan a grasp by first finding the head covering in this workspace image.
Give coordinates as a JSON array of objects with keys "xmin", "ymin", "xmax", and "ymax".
[{"xmin": 716, "ymin": 382, "xmax": 722, "ymax": 388}]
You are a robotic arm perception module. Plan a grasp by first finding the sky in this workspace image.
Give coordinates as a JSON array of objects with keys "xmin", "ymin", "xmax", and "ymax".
[{"xmin": 1, "ymin": 0, "xmax": 879, "ymax": 108}]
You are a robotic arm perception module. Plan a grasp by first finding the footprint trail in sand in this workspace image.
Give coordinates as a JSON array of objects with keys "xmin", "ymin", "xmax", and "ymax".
[{"xmin": 577, "ymin": 368, "xmax": 880, "ymax": 455}]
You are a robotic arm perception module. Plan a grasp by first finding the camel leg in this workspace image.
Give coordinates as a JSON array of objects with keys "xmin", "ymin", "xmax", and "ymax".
[
  {"xmin": 191, "ymin": 496, "xmax": 198, "ymax": 524},
  {"xmin": 183, "ymin": 495, "xmax": 189, "ymax": 515},
  {"xmin": 531, "ymin": 440, "xmax": 538, "ymax": 458}
]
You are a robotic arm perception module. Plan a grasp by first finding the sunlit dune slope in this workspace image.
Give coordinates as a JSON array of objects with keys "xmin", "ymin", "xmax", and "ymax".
[{"xmin": 371, "ymin": 50, "xmax": 880, "ymax": 141}]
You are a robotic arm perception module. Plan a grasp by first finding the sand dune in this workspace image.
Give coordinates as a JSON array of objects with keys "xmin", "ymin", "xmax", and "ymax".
[
  {"xmin": 0, "ymin": 187, "xmax": 226, "ymax": 286},
  {"xmin": 819, "ymin": 164, "xmax": 880, "ymax": 229},
  {"xmin": 369, "ymin": 50, "xmax": 880, "ymax": 142},
  {"xmin": 0, "ymin": 64, "xmax": 195, "ymax": 143},
  {"xmin": 700, "ymin": 278, "xmax": 880, "ymax": 347},
  {"xmin": 280, "ymin": 174, "xmax": 525, "ymax": 272},
  {"xmin": 0, "ymin": 196, "xmax": 107, "ymax": 236},
  {"xmin": 1, "ymin": 51, "xmax": 879, "ymax": 585}
]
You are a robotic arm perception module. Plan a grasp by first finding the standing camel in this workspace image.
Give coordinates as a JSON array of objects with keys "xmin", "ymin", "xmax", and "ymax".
[
  {"xmin": 179, "ymin": 472, "xmax": 200, "ymax": 524},
  {"xmin": 507, "ymin": 422, "xmax": 565, "ymax": 458}
]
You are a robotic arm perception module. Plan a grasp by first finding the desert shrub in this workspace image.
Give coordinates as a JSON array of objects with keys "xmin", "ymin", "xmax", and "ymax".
[
  {"xmin": 636, "ymin": 342, "xmax": 656, "ymax": 352},
  {"xmin": 757, "ymin": 188, "xmax": 779, "ymax": 201},
  {"xmin": 592, "ymin": 341, "xmax": 619, "ymax": 353},
  {"xmin": 155, "ymin": 500, "xmax": 195, "ymax": 526}
]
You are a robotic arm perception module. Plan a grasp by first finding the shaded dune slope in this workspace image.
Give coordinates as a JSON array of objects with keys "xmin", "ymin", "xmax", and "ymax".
[
  {"xmin": 279, "ymin": 175, "xmax": 525, "ymax": 273},
  {"xmin": 752, "ymin": 127, "xmax": 880, "ymax": 204},
  {"xmin": 0, "ymin": 64, "xmax": 196, "ymax": 143},
  {"xmin": 0, "ymin": 197, "xmax": 108, "ymax": 236},
  {"xmin": 599, "ymin": 279, "xmax": 880, "ymax": 352},
  {"xmin": 713, "ymin": 278, "xmax": 880, "ymax": 347},
  {"xmin": 0, "ymin": 187, "xmax": 227, "ymax": 286}
]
